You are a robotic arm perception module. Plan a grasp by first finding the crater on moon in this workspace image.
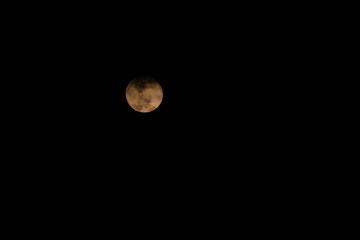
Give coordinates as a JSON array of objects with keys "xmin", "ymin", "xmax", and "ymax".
[{"xmin": 126, "ymin": 76, "xmax": 163, "ymax": 113}]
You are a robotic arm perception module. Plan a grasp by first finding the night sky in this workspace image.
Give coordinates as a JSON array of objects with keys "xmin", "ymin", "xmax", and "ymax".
[
  {"xmin": 10, "ymin": 5, "xmax": 298, "ymax": 173},
  {"xmin": 4, "ymin": 3, "xmax": 311, "ymax": 221}
]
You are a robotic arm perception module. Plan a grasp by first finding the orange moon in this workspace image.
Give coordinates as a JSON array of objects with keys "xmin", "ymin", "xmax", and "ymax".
[{"xmin": 126, "ymin": 77, "xmax": 163, "ymax": 113}]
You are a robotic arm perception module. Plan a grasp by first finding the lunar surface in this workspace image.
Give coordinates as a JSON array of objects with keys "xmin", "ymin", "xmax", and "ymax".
[{"xmin": 126, "ymin": 76, "xmax": 163, "ymax": 113}]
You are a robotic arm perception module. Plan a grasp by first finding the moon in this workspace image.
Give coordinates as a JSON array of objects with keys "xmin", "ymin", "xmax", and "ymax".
[{"xmin": 126, "ymin": 76, "xmax": 163, "ymax": 113}]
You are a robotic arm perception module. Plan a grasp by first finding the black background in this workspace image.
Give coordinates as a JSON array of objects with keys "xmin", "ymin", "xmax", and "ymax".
[{"xmin": 2, "ymin": 2, "xmax": 317, "ymax": 224}]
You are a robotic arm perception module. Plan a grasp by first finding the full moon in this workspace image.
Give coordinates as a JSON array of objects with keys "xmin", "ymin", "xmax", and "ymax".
[{"xmin": 126, "ymin": 76, "xmax": 163, "ymax": 113}]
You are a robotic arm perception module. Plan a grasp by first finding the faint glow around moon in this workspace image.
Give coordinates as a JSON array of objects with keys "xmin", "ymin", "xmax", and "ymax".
[{"xmin": 126, "ymin": 76, "xmax": 163, "ymax": 113}]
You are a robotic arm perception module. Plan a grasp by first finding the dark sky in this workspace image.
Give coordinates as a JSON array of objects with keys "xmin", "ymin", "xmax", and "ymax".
[{"xmin": 4, "ymin": 3, "xmax": 311, "ymax": 209}]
